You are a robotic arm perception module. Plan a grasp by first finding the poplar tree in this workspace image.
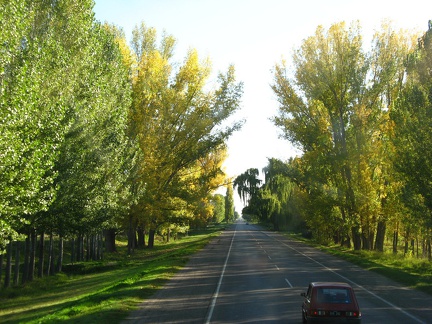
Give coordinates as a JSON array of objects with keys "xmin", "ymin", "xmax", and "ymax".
[
  {"xmin": 272, "ymin": 21, "xmax": 414, "ymax": 249},
  {"xmin": 129, "ymin": 23, "xmax": 243, "ymax": 247},
  {"xmin": 1, "ymin": 0, "xmax": 133, "ymax": 280},
  {"xmin": 391, "ymin": 21, "xmax": 432, "ymax": 259},
  {"xmin": 225, "ymin": 184, "xmax": 235, "ymax": 223}
]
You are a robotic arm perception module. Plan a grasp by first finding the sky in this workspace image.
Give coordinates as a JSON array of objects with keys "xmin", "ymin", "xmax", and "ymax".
[{"xmin": 93, "ymin": 0, "xmax": 431, "ymax": 211}]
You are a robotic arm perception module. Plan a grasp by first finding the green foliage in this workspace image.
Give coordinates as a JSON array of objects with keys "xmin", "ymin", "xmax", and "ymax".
[
  {"xmin": 391, "ymin": 23, "xmax": 432, "ymax": 233},
  {"xmin": 235, "ymin": 158, "xmax": 310, "ymax": 231},
  {"xmin": 314, "ymin": 241, "xmax": 432, "ymax": 294},
  {"xmin": 211, "ymin": 194, "xmax": 226, "ymax": 223},
  {"xmin": 129, "ymin": 24, "xmax": 243, "ymax": 232},
  {"xmin": 224, "ymin": 184, "xmax": 235, "ymax": 222},
  {"xmin": 49, "ymin": 21, "xmax": 132, "ymax": 236},
  {"xmin": 233, "ymin": 168, "xmax": 262, "ymax": 204},
  {"xmin": 0, "ymin": 227, "xmax": 224, "ymax": 323},
  {"xmin": 271, "ymin": 21, "xmax": 417, "ymax": 250},
  {"xmin": 0, "ymin": 0, "xmax": 133, "ymax": 255}
]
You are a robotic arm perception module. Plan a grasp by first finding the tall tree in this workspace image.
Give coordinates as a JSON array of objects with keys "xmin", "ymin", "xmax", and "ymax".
[
  {"xmin": 212, "ymin": 194, "xmax": 226, "ymax": 223},
  {"xmin": 225, "ymin": 184, "xmax": 235, "ymax": 222},
  {"xmin": 391, "ymin": 21, "xmax": 432, "ymax": 259},
  {"xmin": 1, "ymin": 0, "xmax": 134, "ymax": 276},
  {"xmin": 272, "ymin": 21, "xmax": 414, "ymax": 249},
  {"xmin": 261, "ymin": 158, "xmax": 295, "ymax": 230},
  {"xmin": 129, "ymin": 23, "xmax": 243, "ymax": 246},
  {"xmin": 233, "ymin": 168, "xmax": 262, "ymax": 205}
]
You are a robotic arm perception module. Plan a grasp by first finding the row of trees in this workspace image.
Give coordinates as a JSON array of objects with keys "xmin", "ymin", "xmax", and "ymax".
[
  {"xmin": 236, "ymin": 21, "xmax": 432, "ymax": 259},
  {"xmin": 0, "ymin": 0, "xmax": 241, "ymax": 288}
]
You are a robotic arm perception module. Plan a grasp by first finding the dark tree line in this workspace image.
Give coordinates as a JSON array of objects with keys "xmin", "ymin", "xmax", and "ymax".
[{"xmin": 0, "ymin": 0, "xmax": 242, "ymax": 288}]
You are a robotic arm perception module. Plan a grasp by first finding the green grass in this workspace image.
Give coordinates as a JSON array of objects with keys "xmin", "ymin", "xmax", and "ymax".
[
  {"xmin": 285, "ymin": 233, "xmax": 432, "ymax": 296},
  {"xmin": 0, "ymin": 224, "xmax": 225, "ymax": 323}
]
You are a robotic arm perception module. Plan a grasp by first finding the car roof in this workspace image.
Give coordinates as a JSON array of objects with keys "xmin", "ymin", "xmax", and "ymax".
[{"xmin": 310, "ymin": 282, "xmax": 353, "ymax": 288}]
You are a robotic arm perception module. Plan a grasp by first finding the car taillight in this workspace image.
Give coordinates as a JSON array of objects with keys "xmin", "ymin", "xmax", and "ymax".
[
  {"xmin": 346, "ymin": 311, "xmax": 360, "ymax": 317},
  {"xmin": 311, "ymin": 310, "xmax": 326, "ymax": 316}
]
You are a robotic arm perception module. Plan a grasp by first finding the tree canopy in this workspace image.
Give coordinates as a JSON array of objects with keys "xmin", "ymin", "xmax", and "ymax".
[{"xmin": 0, "ymin": 0, "xmax": 243, "ymax": 286}]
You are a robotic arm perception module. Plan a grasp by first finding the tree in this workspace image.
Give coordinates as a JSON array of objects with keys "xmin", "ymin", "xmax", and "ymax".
[
  {"xmin": 233, "ymin": 168, "xmax": 262, "ymax": 205},
  {"xmin": 272, "ymin": 21, "xmax": 414, "ymax": 250},
  {"xmin": 1, "ymin": 0, "xmax": 134, "ymax": 281},
  {"xmin": 129, "ymin": 22, "xmax": 243, "ymax": 247},
  {"xmin": 0, "ymin": 0, "xmax": 60, "ymax": 252},
  {"xmin": 48, "ymin": 22, "xmax": 133, "ymax": 264},
  {"xmin": 1, "ymin": 0, "xmax": 101, "ymax": 273},
  {"xmin": 225, "ymin": 184, "xmax": 235, "ymax": 222},
  {"xmin": 262, "ymin": 158, "xmax": 295, "ymax": 230},
  {"xmin": 391, "ymin": 21, "xmax": 432, "ymax": 259},
  {"xmin": 212, "ymin": 194, "xmax": 225, "ymax": 223}
]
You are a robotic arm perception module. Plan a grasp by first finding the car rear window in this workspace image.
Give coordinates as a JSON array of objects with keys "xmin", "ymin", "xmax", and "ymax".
[{"xmin": 315, "ymin": 288, "xmax": 352, "ymax": 304}]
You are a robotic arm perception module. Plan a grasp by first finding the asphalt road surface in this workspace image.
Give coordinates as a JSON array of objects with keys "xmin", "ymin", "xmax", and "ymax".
[{"xmin": 123, "ymin": 220, "xmax": 432, "ymax": 323}]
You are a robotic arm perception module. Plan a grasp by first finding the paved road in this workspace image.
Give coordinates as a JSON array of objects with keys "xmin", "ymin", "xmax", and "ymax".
[{"xmin": 123, "ymin": 221, "xmax": 432, "ymax": 323}]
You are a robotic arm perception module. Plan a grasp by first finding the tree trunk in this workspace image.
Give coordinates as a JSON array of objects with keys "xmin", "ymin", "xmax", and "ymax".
[
  {"xmin": 38, "ymin": 232, "xmax": 45, "ymax": 278},
  {"xmin": 369, "ymin": 231, "xmax": 374, "ymax": 251},
  {"xmin": 426, "ymin": 239, "xmax": 432, "ymax": 261},
  {"xmin": 13, "ymin": 241, "xmax": 20, "ymax": 286},
  {"xmin": 404, "ymin": 229, "xmax": 410, "ymax": 256},
  {"xmin": 104, "ymin": 229, "xmax": 117, "ymax": 253},
  {"xmin": 422, "ymin": 239, "xmax": 427, "ymax": 258},
  {"xmin": 77, "ymin": 235, "xmax": 83, "ymax": 261},
  {"xmin": 47, "ymin": 232, "xmax": 54, "ymax": 276},
  {"xmin": 148, "ymin": 229, "xmax": 156, "ymax": 248},
  {"xmin": 0, "ymin": 254, "xmax": 3, "ymax": 287},
  {"xmin": 351, "ymin": 226, "xmax": 362, "ymax": 251},
  {"xmin": 22, "ymin": 235, "xmax": 30, "ymax": 284},
  {"xmin": 86, "ymin": 236, "xmax": 90, "ymax": 261},
  {"xmin": 83, "ymin": 235, "xmax": 91, "ymax": 261},
  {"xmin": 374, "ymin": 220, "xmax": 386, "ymax": 252},
  {"xmin": 91, "ymin": 235, "xmax": 97, "ymax": 261},
  {"xmin": 361, "ymin": 233, "xmax": 370, "ymax": 250},
  {"xmin": 76, "ymin": 236, "xmax": 80, "ymax": 261},
  {"xmin": 56, "ymin": 237, "xmax": 63, "ymax": 273},
  {"xmin": 127, "ymin": 216, "xmax": 135, "ymax": 254},
  {"xmin": 97, "ymin": 233, "xmax": 103, "ymax": 260},
  {"xmin": 70, "ymin": 238, "xmax": 75, "ymax": 263},
  {"xmin": 28, "ymin": 229, "xmax": 36, "ymax": 282},
  {"xmin": 95, "ymin": 235, "xmax": 100, "ymax": 260},
  {"xmin": 137, "ymin": 226, "xmax": 145, "ymax": 248},
  {"xmin": 4, "ymin": 240, "xmax": 12, "ymax": 288},
  {"xmin": 393, "ymin": 230, "xmax": 398, "ymax": 254}
]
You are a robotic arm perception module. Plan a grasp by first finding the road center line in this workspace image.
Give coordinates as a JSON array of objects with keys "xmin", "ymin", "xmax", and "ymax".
[
  {"xmin": 205, "ymin": 225, "xmax": 237, "ymax": 324},
  {"xmin": 264, "ymin": 232, "xmax": 425, "ymax": 324}
]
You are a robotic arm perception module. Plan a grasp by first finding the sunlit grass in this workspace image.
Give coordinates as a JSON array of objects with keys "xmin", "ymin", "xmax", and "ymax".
[
  {"xmin": 0, "ymin": 224, "xmax": 225, "ymax": 323},
  {"xmin": 286, "ymin": 233, "xmax": 432, "ymax": 295}
]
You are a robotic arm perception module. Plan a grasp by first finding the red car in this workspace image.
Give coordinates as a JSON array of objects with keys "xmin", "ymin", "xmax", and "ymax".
[{"xmin": 301, "ymin": 282, "xmax": 362, "ymax": 323}]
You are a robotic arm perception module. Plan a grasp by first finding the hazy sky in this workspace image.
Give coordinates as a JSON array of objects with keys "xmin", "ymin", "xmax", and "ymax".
[{"xmin": 93, "ymin": 0, "xmax": 431, "ymax": 210}]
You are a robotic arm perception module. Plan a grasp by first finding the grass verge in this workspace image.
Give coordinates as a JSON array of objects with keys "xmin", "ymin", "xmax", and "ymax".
[
  {"xmin": 285, "ymin": 233, "xmax": 432, "ymax": 296},
  {"xmin": 0, "ymin": 224, "xmax": 225, "ymax": 323}
]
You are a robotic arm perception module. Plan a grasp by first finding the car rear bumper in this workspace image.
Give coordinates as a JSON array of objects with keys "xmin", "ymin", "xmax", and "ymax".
[{"xmin": 306, "ymin": 317, "xmax": 361, "ymax": 323}]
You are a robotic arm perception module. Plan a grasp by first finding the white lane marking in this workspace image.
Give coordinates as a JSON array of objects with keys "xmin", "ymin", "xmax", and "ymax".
[
  {"xmin": 268, "ymin": 255, "xmax": 272, "ymax": 260},
  {"xmin": 285, "ymin": 278, "xmax": 293, "ymax": 288},
  {"xmin": 205, "ymin": 225, "xmax": 237, "ymax": 324},
  {"xmin": 264, "ymin": 232, "xmax": 426, "ymax": 324},
  {"xmin": 275, "ymin": 265, "xmax": 280, "ymax": 270}
]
